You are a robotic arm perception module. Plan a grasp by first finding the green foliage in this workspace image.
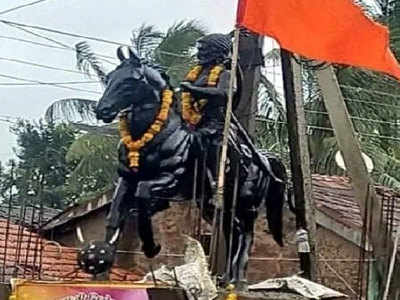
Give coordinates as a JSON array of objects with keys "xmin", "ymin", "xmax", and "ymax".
[
  {"xmin": 152, "ymin": 21, "xmax": 206, "ymax": 86},
  {"xmin": 0, "ymin": 120, "xmax": 77, "ymax": 208},
  {"xmin": 256, "ymin": 5, "xmax": 400, "ymax": 190},
  {"xmin": 65, "ymin": 133, "xmax": 119, "ymax": 198}
]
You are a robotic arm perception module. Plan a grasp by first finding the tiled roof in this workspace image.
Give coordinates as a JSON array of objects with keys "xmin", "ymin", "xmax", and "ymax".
[
  {"xmin": 43, "ymin": 175, "xmax": 400, "ymax": 236},
  {"xmin": 312, "ymin": 175, "xmax": 400, "ymax": 233},
  {"xmin": 42, "ymin": 192, "xmax": 112, "ymax": 231},
  {"xmin": 0, "ymin": 204, "xmax": 61, "ymax": 228},
  {"xmin": 0, "ymin": 219, "xmax": 144, "ymax": 283}
]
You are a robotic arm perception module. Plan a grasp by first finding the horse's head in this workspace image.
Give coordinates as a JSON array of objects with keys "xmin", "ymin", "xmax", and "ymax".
[{"xmin": 96, "ymin": 46, "xmax": 167, "ymax": 123}]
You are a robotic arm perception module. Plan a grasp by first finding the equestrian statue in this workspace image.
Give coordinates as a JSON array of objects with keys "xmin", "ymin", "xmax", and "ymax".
[{"xmin": 77, "ymin": 33, "xmax": 287, "ymax": 287}]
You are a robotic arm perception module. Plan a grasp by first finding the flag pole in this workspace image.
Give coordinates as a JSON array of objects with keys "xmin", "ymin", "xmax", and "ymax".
[
  {"xmin": 216, "ymin": 28, "xmax": 240, "ymax": 210},
  {"xmin": 209, "ymin": 26, "xmax": 240, "ymax": 275}
]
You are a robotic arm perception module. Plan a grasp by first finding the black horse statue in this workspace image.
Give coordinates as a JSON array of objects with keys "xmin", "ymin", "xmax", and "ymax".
[{"xmin": 77, "ymin": 45, "xmax": 287, "ymax": 287}]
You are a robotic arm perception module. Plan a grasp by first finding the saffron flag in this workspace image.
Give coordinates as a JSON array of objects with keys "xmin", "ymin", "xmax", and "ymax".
[{"xmin": 237, "ymin": 0, "xmax": 400, "ymax": 80}]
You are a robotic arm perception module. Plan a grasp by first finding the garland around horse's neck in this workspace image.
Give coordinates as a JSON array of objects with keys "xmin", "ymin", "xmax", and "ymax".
[{"xmin": 119, "ymin": 89, "xmax": 173, "ymax": 169}]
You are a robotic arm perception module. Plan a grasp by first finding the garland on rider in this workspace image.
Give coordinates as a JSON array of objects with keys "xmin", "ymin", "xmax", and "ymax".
[{"xmin": 180, "ymin": 33, "xmax": 235, "ymax": 187}]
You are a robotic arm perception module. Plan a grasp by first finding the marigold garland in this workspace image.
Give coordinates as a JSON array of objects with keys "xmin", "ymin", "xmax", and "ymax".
[
  {"xmin": 119, "ymin": 89, "xmax": 173, "ymax": 169},
  {"xmin": 181, "ymin": 64, "xmax": 224, "ymax": 126}
]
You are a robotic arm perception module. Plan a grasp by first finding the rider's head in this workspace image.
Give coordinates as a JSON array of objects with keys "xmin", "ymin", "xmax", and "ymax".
[{"xmin": 196, "ymin": 33, "xmax": 232, "ymax": 65}]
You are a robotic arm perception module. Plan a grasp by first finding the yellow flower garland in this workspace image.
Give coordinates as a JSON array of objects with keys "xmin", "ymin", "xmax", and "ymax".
[
  {"xmin": 119, "ymin": 89, "xmax": 173, "ymax": 169},
  {"xmin": 181, "ymin": 64, "xmax": 224, "ymax": 126}
]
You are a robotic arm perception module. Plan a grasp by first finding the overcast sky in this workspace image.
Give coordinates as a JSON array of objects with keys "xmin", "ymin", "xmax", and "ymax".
[{"xmin": 0, "ymin": 0, "xmax": 238, "ymax": 163}]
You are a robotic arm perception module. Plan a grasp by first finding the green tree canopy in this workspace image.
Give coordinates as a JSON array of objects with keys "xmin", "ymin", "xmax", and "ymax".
[{"xmin": 0, "ymin": 120, "xmax": 76, "ymax": 209}]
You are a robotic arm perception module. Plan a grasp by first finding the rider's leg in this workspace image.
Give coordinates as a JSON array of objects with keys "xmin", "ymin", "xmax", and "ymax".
[{"xmin": 135, "ymin": 172, "xmax": 176, "ymax": 258}]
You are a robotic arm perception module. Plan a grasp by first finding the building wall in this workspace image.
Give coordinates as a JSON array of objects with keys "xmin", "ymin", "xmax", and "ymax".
[{"xmin": 50, "ymin": 202, "xmax": 366, "ymax": 299}]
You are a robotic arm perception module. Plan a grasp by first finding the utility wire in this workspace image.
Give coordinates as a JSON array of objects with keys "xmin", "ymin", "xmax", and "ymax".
[
  {"xmin": 0, "ymin": 73, "xmax": 101, "ymax": 95},
  {"xmin": 0, "ymin": 0, "xmax": 49, "ymax": 16},
  {"xmin": 0, "ymin": 34, "xmax": 66, "ymax": 50},
  {"xmin": 3, "ymin": 24, "xmax": 117, "ymax": 66},
  {"xmin": 0, "ymin": 19, "xmax": 188, "ymax": 58},
  {"xmin": 0, "ymin": 81, "xmax": 99, "ymax": 86},
  {"xmin": 0, "ymin": 56, "xmax": 96, "ymax": 76},
  {"xmin": 344, "ymin": 97, "xmax": 400, "ymax": 109},
  {"xmin": 0, "ymin": 19, "xmax": 129, "ymax": 46},
  {"xmin": 304, "ymin": 110, "xmax": 400, "ymax": 127},
  {"xmin": 0, "ymin": 35, "xmax": 117, "ymax": 62},
  {"xmin": 5, "ymin": 21, "xmax": 73, "ymax": 49},
  {"xmin": 340, "ymin": 84, "xmax": 400, "ymax": 100},
  {"xmin": 256, "ymin": 117, "xmax": 400, "ymax": 142}
]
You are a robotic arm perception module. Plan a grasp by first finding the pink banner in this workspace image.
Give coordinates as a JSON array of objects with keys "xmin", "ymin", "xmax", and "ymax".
[{"xmin": 13, "ymin": 281, "xmax": 151, "ymax": 300}]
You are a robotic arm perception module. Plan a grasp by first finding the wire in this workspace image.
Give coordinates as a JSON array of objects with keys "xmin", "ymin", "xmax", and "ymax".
[
  {"xmin": 304, "ymin": 109, "xmax": 400, "ymax": 127},
  {"xmin": 5, "ymin": 21, "xmax": 73, "ymax": 49},
  {"xmin": 3, "ymin": 24, "xmax": 117, "ymax": 66},
  {"xmin": 0, "ymin": 19, "xmax": 189, "ymax": 58},
  {"xmin": 256, "ymin": 117, "xmax": 400, "ymax": 142},
  {"xmin": 344, "ymin": 97, "xmax": 400, "ymax": 110},
  {"xmin": 0, "ymin": 0, "xmax": 49, "ymax": 16},
  {"xmin": 0, "ymin": 81, "xmax": 99, "ymax": 86},
  {"xmin": 0, "ymin": 34, "xmax": 67, "ymax": 50},
  {"xmin": 0, "ymin": 19, "xmax": 130, "ymax": 46},
  {"xmin": 0, "ymin": 56, "xmax": 95, "ymax": 76},
  {"xmin": 340, "ymin": 84, "xmax": 400, "ymax": 100},
  {"xmin": 0, "ymin": 35, "xmax": 117, "ymax": 63},
  {"xmin": 0, "ymin": 73, "xmax": 101, "ymax": 95}
]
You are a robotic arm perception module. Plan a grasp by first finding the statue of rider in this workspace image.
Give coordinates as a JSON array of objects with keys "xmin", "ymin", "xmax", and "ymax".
[{"xmin": 180, "ymin": 33, "xmax": 234, "ymax": 186}]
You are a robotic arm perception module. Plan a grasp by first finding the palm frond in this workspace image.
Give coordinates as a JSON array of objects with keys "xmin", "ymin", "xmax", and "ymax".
[
  {"xmin": 75, "ymin": 41, "xmax": 107, "ymax": 84},
  {"xmin": 45, "ymin": 98, "xmax": 97, "ymax": 124},
  {"xmin": 154, "ymin": 20, "xmax": 206, "ymax": 85},
  {"xmin": 374, "ymin": 0, "xmax": 397, "ymax": 16},
  {"xmin": 258, "ymin": 74, "xmax": 285, "ymax": 119},
  {"xmin": 131, "ymin": 24, "xmax": 163, "ymax": 59}
]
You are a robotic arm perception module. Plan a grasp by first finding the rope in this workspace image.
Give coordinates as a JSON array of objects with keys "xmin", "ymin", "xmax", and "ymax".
[{"xmin": 319, "ymin": 254, "xmax": 358, "ymax": 296}]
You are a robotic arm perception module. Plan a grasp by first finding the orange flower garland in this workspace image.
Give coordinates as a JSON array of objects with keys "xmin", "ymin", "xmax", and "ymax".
[
  {"xmin": 119, "ymin": 89, "xmax": 173, "ymax": 169},
  {"xmin": 181, "ymin": 64, "xmax": 224, "ymax": 126}
]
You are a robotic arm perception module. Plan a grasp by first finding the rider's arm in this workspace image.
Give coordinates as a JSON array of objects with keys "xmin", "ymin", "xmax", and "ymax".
[{"xmin": 180, "ymin": 70, "xmax": 235, "ymax": 104}]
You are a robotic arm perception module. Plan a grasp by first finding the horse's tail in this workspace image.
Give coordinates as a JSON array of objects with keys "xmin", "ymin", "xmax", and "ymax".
[{"xmin": 264, "ymin": 157, "xmax": 287, "ymax": 247}]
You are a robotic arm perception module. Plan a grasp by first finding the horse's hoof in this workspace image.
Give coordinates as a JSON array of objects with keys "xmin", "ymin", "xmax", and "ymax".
[{"xmin": 142, "ymin": 244, "xmax": 161, "ymax": 258}]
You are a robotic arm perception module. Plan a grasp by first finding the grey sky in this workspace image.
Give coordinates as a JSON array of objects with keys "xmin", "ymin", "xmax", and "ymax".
[{"xmin": 0, "ymin": 0, "xmax": 238, "ymax": 163}]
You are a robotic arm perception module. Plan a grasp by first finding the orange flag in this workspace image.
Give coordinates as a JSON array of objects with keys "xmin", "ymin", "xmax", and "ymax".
[{"xmin": 237, "ymin": 0, "xmax": 400, "ymax": 80}]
